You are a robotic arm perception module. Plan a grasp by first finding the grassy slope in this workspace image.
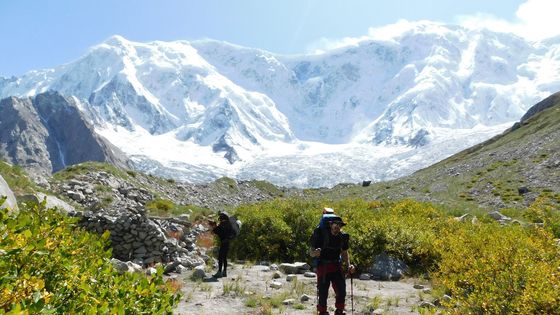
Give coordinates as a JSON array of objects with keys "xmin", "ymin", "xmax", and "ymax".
[
  {"xmin": 0, "ymin": 161, "xmax": 39, "ymax": 195},
  {"xmin": 318, "ymin": 97, "xmax": 560, "ymax": 213}
]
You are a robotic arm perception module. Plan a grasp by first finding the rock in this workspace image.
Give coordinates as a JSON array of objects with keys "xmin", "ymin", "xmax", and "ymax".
[
  {"xmin": 279, "ymin": 262, "xmax": 310, "ymax": 274},
  {"xmin": 373, "ymin": 309, "xmax": 385, "ymax": 315},
  {"xmin": 419, "ymin": 301, "xmax": 436, "ymax": 308},
  {"xmin": 191, "ymin": 265, "xmax": 206, "ymax": 280},
  {"xmin": 164, "ymin": 261, "xmax": 181, "ymax": 274},
  {"xmin": 270, "ymin": 264, "xmax": 279, "ymax": 271},
  {"xmin": 304, "ymin": 272, "xmax": 316, "ymax": 278},
  {"xmin": 146, "ymin": 267, "xmax": 158, "ymax": 276},
  {"xmin": 282, "ymin": 299, "xmax": 295, "ymax": 305},
  {"xmin": 488, "ymin": 211, "xmax": 511, "ymax": 222},
  {"xmin": 67, "ymin": 191, "xmax": 85, "ymax": 202},
  {"xmin": 518, "ymin": 186, "xmax": 530, "ymax": 195},
  {"xmin": 300, "ymin": 294, "xmax": 311, "ymax": 302},
  {"xmin": 0, "ymin": 175, "xmax": 18, "ymax": 212},
  {"xmin": 455, "ymin": 213, "xmax": 475, "ymax": 223},
  {"xmin": 176, "ymin": 265, "xmax": 189, "ymax": 274},
  {"xmin": 37, "ymin": 192, "xmax": 75, "ymax": 214},
  {"xmin": 422, "ymin": 288, "xmax": 432, "ymax": 294},
  {"xmin": 286, "ymin": 275, "xmax": 297, "ymax": 282},
  {"xmin": 413, "ymin": 284, "xmax": 425, "ymax": 289},
  {"xmin": 368, "ymin": 252, "xmax": 408, "ymax": 281},
  {"xmin": 272, "ymin": 271, "xmax": 282, "ymax": 279},
  {"xmin": 111, "ymin": 258, "xmax": 129, "ymax": 274},
  {"xmin": 359, "ymin": 273, "xmax": 371, "ymax": 280},
  {"xmin": 270, "ymin": 281, "xmax": 282, "ymax": 289},
  {"xmin": 125, "ymin": 261, "xmax": 142, "ymax": 273}
]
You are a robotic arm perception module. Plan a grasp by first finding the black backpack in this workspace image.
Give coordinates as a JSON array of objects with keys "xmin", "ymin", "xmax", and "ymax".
[{"xmin": 228, "ymin": 215, "xmax": 242, "ymax": 239}]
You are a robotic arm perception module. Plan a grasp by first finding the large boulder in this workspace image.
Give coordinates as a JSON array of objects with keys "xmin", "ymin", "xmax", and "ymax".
[
  {"xmin": 279, "ymin": 262, "xmax": 311, "ymax": 274},
  {"xmin": 20, "ymin": 192, "xmax": 75, "ymax": 214},
  {"xmin": 368, "ymin": 252, "xmax": 408, "ymax": 281},
  {"xmin": 0, "ymin": 175, "xmax": 18, "ymax": 211}
]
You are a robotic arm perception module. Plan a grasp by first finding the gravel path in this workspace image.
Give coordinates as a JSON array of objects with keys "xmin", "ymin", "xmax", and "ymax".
[{"xmin": 173, "ymin": 263, "xmax": 429, "ymax": 315}]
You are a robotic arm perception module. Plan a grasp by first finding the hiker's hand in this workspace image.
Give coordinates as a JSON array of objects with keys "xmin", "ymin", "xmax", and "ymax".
[
  {"xmin": 348, "ymin": 264, "xmax": 356, "ymax": 274},
  {"xmin": 311, "ymin": 248, "xmax": 321, "ymax": 257}
]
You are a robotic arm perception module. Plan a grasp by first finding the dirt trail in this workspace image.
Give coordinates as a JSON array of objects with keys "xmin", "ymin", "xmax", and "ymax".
[{"xmin": 173, "ymin": 263, "xmax": 429, "ymax": 315}]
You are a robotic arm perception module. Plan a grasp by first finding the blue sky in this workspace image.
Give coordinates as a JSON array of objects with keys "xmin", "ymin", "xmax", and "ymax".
[{"xmin": 1, "ymin": 0, "xmax": 556, "ymax": 76}]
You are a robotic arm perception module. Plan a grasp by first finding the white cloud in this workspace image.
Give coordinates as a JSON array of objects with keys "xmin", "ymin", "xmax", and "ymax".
[
  {"xmin": 306, "ymin": 0, "xmax": 560, "ymax": 54},
  {"xmin": 456, "ymin": 0, "xmax": 560, "ymax": 41},
  {"xmin": 305, "ymin": 35, "xmax": 369, "ymax": 55},
  {"xmin": 305, "ymin": 19, "xmax": 431, "ymax": 54}
]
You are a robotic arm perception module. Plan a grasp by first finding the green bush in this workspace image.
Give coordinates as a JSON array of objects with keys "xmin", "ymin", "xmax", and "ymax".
[
  {"xmin": 146, "ymin": 198, "xmax": 211, "ymax": 220},
  {"xmin": 0, "ymin": 199, "xmax": 181, "ymax": 313},
  {"xmin": 229, "ymin": 196, "xmax": 560, "ymax": 313},
  {"xmin": 229, "ymin": 198, "xmax": 445, "ymax": 270},
  {"xmin": 433, "ymin": 223, "xmax": 560, "ymax": 314}
]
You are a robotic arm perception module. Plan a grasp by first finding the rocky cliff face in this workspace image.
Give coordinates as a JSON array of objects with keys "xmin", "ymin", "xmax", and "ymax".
[{"xmin": 0, "ymin": 91, "xmax": 128, "ymax": 180}]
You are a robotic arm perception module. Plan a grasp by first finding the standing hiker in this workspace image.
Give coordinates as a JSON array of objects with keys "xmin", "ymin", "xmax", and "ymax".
[
  {"xmin": 209, "ymin": 212, "xmax": 234, "ymax": 278},
  {"xmin": 310, "ymin": 215, "xmax": 355, "ymax": 315}
]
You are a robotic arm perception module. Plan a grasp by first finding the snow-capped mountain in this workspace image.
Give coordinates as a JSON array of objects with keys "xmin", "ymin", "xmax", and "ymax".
[{"xmin": 2, "ymin": 21, "xmax": 560, "ymax": 187}]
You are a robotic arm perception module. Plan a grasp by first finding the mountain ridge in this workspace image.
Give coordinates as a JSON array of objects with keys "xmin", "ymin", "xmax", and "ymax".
[
  {"xmin": 0, "ymin": 91, "xmax": 128, "ymax": 182},
  {"xmin": 2, "ymin": 23, "xmax": 560, "ymax": 187}
]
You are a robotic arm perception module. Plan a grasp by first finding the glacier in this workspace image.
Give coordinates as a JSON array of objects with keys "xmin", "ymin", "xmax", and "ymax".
[{"xmin": 2, "ymin": 21, "xmax": 560, "ymax": 188}]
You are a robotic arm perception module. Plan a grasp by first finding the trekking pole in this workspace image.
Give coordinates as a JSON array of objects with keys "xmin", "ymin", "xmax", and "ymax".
[{"xmin": 350, "ymin": 273, "xmax": 354, "ymax": 315}]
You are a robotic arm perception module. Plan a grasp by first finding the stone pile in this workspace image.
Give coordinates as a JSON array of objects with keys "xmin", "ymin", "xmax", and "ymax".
[
  {"xmin": 59, "ymin": 172, "xmax": 152, "ymax": 215},
  {"xmin": 77, "ymin": 211, "xmax": 205, "ymax": 268},
  {"xmin": 52, "ymin": 171, "xmax": 209, "ymax": 270}
]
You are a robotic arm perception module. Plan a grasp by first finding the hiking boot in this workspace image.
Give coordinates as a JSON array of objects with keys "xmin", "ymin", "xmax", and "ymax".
[
  {"xmin": 212, "ymin": 271, "xmax": 222, "ymax": 278},
  {"xmin": 334, "ymin": 310, "xmax": 346, "ymax": 315},
  {"xmin": 222, "ymin": 271, "xmax": 227, "ymax": 277},
  {"xmin": 318, "ymin": 312, "xmax": 330, "ymax": 315}
]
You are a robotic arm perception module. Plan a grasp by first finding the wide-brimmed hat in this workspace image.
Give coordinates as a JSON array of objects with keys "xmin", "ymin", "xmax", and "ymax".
[{"xmin": 330, "ymin": 216, "xmax": 346, "ymax": 226}]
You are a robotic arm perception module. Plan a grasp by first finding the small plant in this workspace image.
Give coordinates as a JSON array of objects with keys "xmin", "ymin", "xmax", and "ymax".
[
  {"xmin": 293, "ymin": 303, "xmax": 305, "ymax": 310},
  {"xmin": 366, "ymin": 295, "xmax": 382, "ymax": 310},
  {"xmin": 245, "ymin": 296, "xmax": 259, "ymax": 307},
  {"xmin": 222, "ymin": 279, "xmax": 245, "ymax": 296}
]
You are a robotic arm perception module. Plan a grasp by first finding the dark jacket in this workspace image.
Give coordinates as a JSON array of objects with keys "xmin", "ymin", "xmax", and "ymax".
[
  {"xmin": 213, "ymin": 220, "xmax": 234, "ymax": 242},
  {"xmin": 311, "ymin": 227, "xmax": 349, "ymax": 262}
]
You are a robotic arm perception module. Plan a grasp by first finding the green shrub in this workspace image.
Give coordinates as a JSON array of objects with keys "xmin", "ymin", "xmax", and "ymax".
[
  {"xmin": 0, "ymin": 199, "xmax": 180, "ymax": 313},
  {"xmin": 229, "ymin": 196, "xmax": 560, "ymax": 313},
  {"xmin": 230, "ymin": 198, "xmax": 445, "ymax": 271},
  {"xmin": 433, "ymin": 223, "xmax": 560, "ymax": 314},
  {"xmin": 146, "ymin": 198, "xmax": 211, "ymax": 220}
]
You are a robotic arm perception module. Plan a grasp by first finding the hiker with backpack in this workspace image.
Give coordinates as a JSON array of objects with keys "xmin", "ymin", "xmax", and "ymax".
[
  {"xmin": 310, "ymin": 214, "xmax": 355, "ymax": 315},
  {"xmin": 209, "ymin": 211, "xmax": 235, "ymax": 278}
]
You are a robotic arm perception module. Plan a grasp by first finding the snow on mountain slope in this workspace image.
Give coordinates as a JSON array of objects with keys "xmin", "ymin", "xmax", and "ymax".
[
  {"xmin": 0, "ymin": 35, "xmax": 295, "ymax": 163},
  {"xmin": 2, "ymin": 22, "xmax": 560, "ymax": 187}
]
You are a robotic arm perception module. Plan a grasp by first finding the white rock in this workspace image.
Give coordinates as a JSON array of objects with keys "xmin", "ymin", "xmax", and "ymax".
[
  {"xmin": 282, "ymin": 299, "xmax": 295, "ymax": 305},
  {"xmin": 270, "ymin": 281, "xmax": 282, "ymax": 289},
  {"xmin": 359, "ymin": 273, "xmax": 371, "ymax": 280}
]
